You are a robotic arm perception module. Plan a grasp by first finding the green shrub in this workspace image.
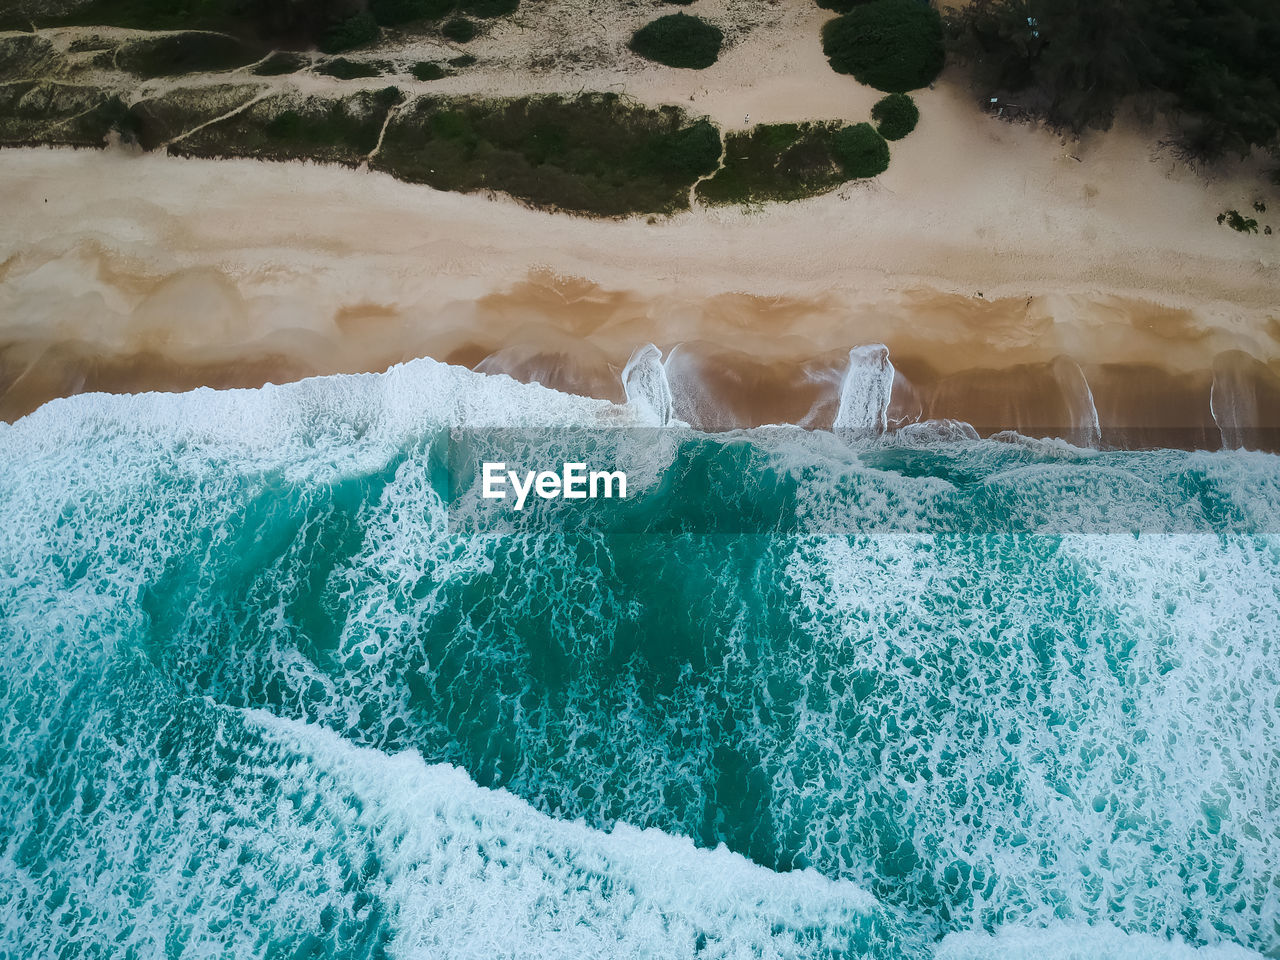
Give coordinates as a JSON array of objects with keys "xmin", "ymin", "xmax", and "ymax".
[
  {"xmin": 373, "ymin": 93, "xmax": 722, "ymax": 215},
  {"xmin": 629, "ymin": 13, "xmax": 723, "ymax": 70},
  {"xmin": 448, "ymin": 54, "xmax": 477, "ymax": 67},
  {"xmin": 460, "ymin": 0, "xmax": 517, "ymax": 17},
  {"xmin": 697, "ymin": 122, "xmax": 861, "ymax": 205},
  {"xmin": 441, "ymin": 16, "xmax": 477, "ymax": 41},
  {"xmin": 115, "ymin": 32, "xmax": 258, "ymax": 77},
  {"xmin": 321, "ymin": 12, "xmax": 380, "ymax": 54},
  {"xmin": 317, "ymin": 57, "xmax": 382, "ymax": 79},
  {"xmin": 1217, "ymin": 210, "xmax": 1259, "ymax": 233},
  {"xmin": 815, "ymin": 0, "xmax": 874, "ymax": 11},
  {"xmin": 822, "ymin": 0, "xmax": 943, "ymax": 92},
  {"xmin": 411, "ymin": 60, "xmax": 447, "ymax": 80},
  {"xmin": 870, "ymin": 92, "xmax": 917, "ymax": 140},
  {"xmin": 371, "ymin": 0, "xmax": 455, "ymax": 26},
  {"xmin": 253, "ymin": 51, "xmax": 308, "ymax": 75},
  {"xmin": 831, "ymin": 121, "xmax": 889, "ymax": 178}
]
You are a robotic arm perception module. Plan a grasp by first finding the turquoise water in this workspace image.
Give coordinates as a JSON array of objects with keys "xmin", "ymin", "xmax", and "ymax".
[{"xmin": 0, "ymin": 359, "xmax": 1276, "ymax": 959}]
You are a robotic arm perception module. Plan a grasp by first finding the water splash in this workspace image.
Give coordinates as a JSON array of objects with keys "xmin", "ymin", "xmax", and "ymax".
[
  {"xmin": 1211, "ymin": 351, "xmax": 1257, "ymax": 451},
  {"xmin": 834, "ymin": 344, "xmax": 894, "ymax": 436},
  {"xmin": 1051, "ymin": 356, "xmax": 1101, "ymax": 448},
  {"xmin": 622, "ymin": 343, "xmax": 673, "ymax": 427}
]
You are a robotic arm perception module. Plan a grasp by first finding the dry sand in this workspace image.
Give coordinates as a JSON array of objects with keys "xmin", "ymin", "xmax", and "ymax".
[{"xmin": 1, "ymin": 1, "xmax": 1278, "ymax": 440}]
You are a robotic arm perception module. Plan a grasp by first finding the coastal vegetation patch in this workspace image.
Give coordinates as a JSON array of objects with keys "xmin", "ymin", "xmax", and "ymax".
[
  {"xmin": 0, "ymin": 35, "xmax": 66, "ymax": 83},
  {"xmin": 373, "ymin": 93, "xmax": 721, "ymax": 215},
  {"xmin": 696, "ymin": 121, "xmax": 885, "ymax": 205},
  {"xmin": 441, "ymin": 16, "xmax": 477, "ymax": 42},
  {"xmin": 316, "ymin": 57, "xmax": 384, "ymax": 79},
  {"xmin": 174, "ymin": 87, "xmax": 403, "ymax": 165},
  {"xmin": 252, "ymin": 51, "xmax": 308, "ymax": 75},
  {"xmin": 460, "ymin": 0, "xmax": 517, "ymax": 17},
  {"xmin": 948, "ymin": 0, "xmax": 1280, "ymax": 166},
  {"xmin": 0, "ymin": 81, "xmax": 129, "ymax": 147},
  {"xmin": 320, "ymin": 12, "xmax": 380, "ymax": 53},
  {"xmin": 822, "ymin": 0, "xmax": 944, "ymax": 92},
  {"xmin": 871, "ymin": 92, "xmax": 917, "ymax": 141},
  {"xmin": 629, "ymin": 13, "xmax": 723, "ymax": 70},
  {"xmin": 125, "ymin": 83, "xmax": 263, "ymax": 150},
  {"xmin": 411, "ymin": 61, "xmax": 448, "ymax": 81},
  {"xmin": 370, "ymin": 0, "xmax": 457, "ymax": 27},
  {"xmin": 115, "ymin": 32, "xmax": 260, "ymax": 77}
]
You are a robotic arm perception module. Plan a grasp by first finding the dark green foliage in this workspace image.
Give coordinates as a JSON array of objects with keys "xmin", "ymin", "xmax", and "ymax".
[
  {"xmin": 0, "ymin": 36, "xmax": 65, "ymax": 83},
  {"xmin": 1217, "ymin": 210, "xmax": 1259, "ymax": 234},
  {"xmin": 252, "ymin": 51, "xmax": 308, "ymax": 75},
  {"xmin": 320, "ymin": 12, "xmax": 379, "ymax": 54},
  {"xmin": 950, "ymin": 0, "xmax": 1280, "ymax": 162},
  {"xmin": 442, "ymin": 16, "xmax": 477, "ymax": 41},
  {"xmin": 411, "ymin": 61, "xmax": 447, "ymax": 81},
  {"xmin": 317, "ymin": 57, "xmax": 382, "ymax": 79},
  {"xmin": 373, "ymin": 93, "xmax": 722, "ymax": 216},
  {"xmin": 460, "ymin": 0, "xmax": 517, "ymax": 17},
  {"xmin": 816, "ymin": 0, "xmax": 875, "ymax": 11},
  {"xmin": 371, "ymin": 0, "xmax": 455, "ymax": 27},
  {"xmin": 663, "ymin": 0, "xmax": 696, "ymax": 5},
  {"xmin": 448, "ymin": 54, "xmax": 477, "ymax": 67},
  {"xmin": 176, "ymin": 89, "xmax": 402, "ymax": 165},
  {"xmin": 0, "ymin": 81, "xmax": 133, "ymax": 147},
  {"xmin": 831, "ymin": 121, "xmax": 890, "ymax": 177},
  {"xmin": 124, "ymin": 84, "xmax": 262, "ymax": 150},
  {"xmin": 115, "ymin": 32, "xmax": 258, "ymax": 77},
  {"xmin": 697, "ymin": 121, "xmax": 868, "ymax": 205},
  {"xmin": 822, "ymin": 0, "xmax": 944, "ymax": 92},
  {"xmin": 629, "ymin": 13, "xmax": 723, "ymax": 70},
  {"xmin": 871, "ymin": 92, "xmax": 918, "ymax": 140}
]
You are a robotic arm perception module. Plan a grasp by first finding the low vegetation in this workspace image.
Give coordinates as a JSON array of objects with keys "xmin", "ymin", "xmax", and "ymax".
[
  {"xmin": 411, "ymin": 61, "xmax": 447, "ymax": 81},
  {"xmin": 373, "ymin": 93, "xmax": 721, "ymax": 215},
  {"xmin": 252, "ymin": 51, "xmax": 308, "ymax": 76},
  {"xmin": 871, "ymin": 93, "xmax": 918, "ymax": 141},
  {"xmin": 629, "ymin": 13, "xmax": 723, "ymax": 70},
  {"xmin": 370, "ymin": 0, "xmax": 456, "ymax": 27},
  {"xmin": 948, "ymin": 0, "xmax": 1280, "ymax": 165},
  {"xmin": 696, "ymin": 121, "xmax": 887, "ymax": 205},
  {"xmin": 822, "ymin": 0, "xmax": 944, "ymax": 92},
  {"xmin": 442, "ymin": 17, "xmax": 477, "ymax": 42},
  {"xmin": 115, "ymin": 32, "xmax": 259, "ymax": 78},
  {"xmin": 460, "ymin": 0, "xmax": 517, "ymax": 16},
  {"xmin": 320, "ymin": 12, "xmax": 380, "ymax": 54},
  {"xmin": 1217, "ymin": 210, "xmax": 1259, "ymax": 234},
  {"xmin": 0, "ymin": 81, "xmax": 130, "ymax": 147},
  {"xmin": 317, "ymin": 57, "xmax": 383, "ymax": 79},
  {"xmin": 175, "ymin": 88, "xmax": 403, "ymax": 165}
]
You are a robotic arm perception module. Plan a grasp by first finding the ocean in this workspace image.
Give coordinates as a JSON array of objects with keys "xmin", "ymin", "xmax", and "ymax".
[{"xmin": 0, "ymin": 356, "xmax": 1276, "ymax": 959}]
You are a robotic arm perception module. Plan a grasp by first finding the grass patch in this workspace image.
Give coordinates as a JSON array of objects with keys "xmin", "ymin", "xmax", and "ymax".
[
  {"xmin": 115, "ymin": 31, "xmax": 259, "ymax": 77},
  {"xmin": 371, "ymin": 0, "xmax": 456, "ymax": 27},
  {"xmin": 0, "ymin": 81, "xmax": 131, "ymax": 147},
  {"xmin": 176, "ymin": 87, "xmax": 402, "ymax": 165},
  {"xmin": 411, "ymin": 61, "xmax": 447, "ymax": 81},
  {"xmin": 822, "ymin": 0, "xmax": 943, "ymax": 92},
  {"xmin": 252, "ymin": 51, "xmax": 308, "ymax": 75},
  {"xmin": 125, "ymin": 83, "xmax": 262, "ymax": 150},
  {"xmin": 831, "ymin": 121, "xmax": 888, "ymax": 177},
  {"xmin": 317, "ymin": 57, "xmax": 383, "ymax": 79},
  {"xmin": 442, "ymin": 17, "xmax": 477, "ymax": 42},
  {"xmin": 0, "ymin": 36, "xmax": 66, "ymax": 84},
  {"xmin": 629, "ymin": 13, "xmax": 723, "ymax": 70},
  {"xmin": 320, "ymin": 12, "xmax": 380, "ymax": 54},
  {"xmin": 870, "ymin": 92, "xmax": 917, "ymax": 140},
  {"xmin": 373, "ymin": 93, "xmax": 721, "ymax": 216},
  {"xmin": 460, "ymin": 0, "xmax": 516, "ymax": 17},
  {"xmin": 696, "ymin": 122, "xmax": 859, "ymax": 205}
]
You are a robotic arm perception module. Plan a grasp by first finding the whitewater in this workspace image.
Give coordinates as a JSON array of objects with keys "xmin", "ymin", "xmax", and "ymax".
[{"xmin": 0, "ymin": 357, "xmax": 1276, "ymax": 959}]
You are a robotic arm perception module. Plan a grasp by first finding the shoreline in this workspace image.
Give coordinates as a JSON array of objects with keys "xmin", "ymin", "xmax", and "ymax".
[{"xmin": 1, "ymin": 98, "xmax": 1277, "ymax": 437}]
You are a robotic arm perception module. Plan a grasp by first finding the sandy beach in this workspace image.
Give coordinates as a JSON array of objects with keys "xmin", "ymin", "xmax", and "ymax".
[{"xmin": 1, "ymin": 5, "xmax": 1278, "ymax": 438}]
